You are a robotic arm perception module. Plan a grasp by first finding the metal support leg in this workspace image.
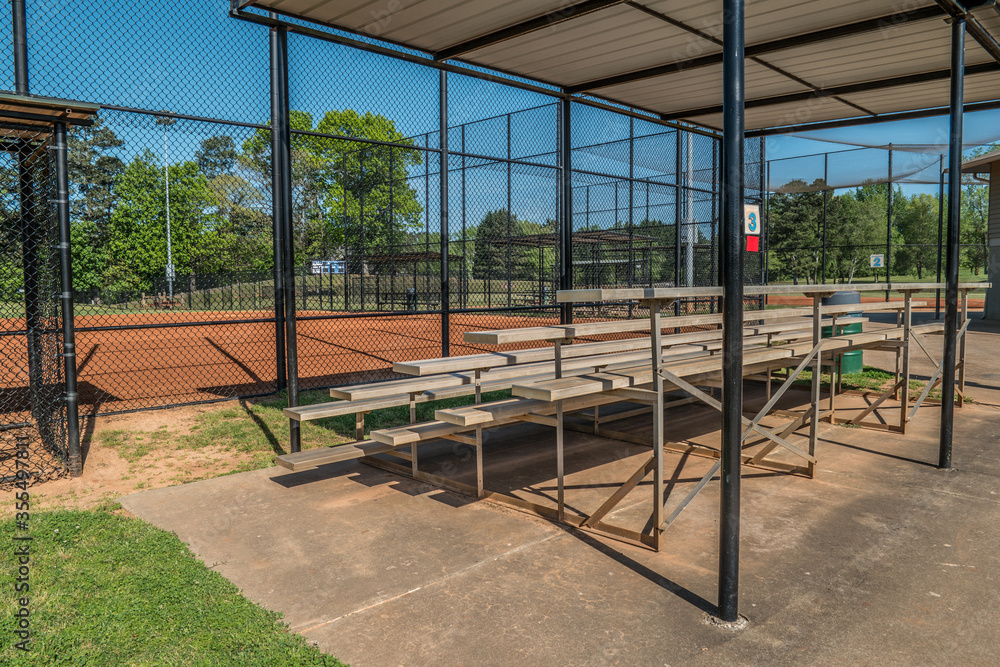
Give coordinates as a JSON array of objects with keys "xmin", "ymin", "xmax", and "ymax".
[
  {"xmin": 900, "ymin": 293, "xmax": 911, "ymax": 432},
  {"xmin": 958, "ymin": 290, "xmax": 968, "ymax": 406},
  {"xmin": 649, "ymin": 301, "xmax": 665, "ymax": 550},
  {"xmin": 808, "ymin": 295, "xmax": 821, "ymax": 478},
  {"xmin": 556, "ymin": 401, "xmax": 565, "ymax": 521}
]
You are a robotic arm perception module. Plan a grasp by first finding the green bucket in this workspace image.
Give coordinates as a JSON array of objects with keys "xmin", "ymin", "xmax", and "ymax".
[{"xmin": 822, "ymin": 321, "xmax": 863, "ymax": 375}]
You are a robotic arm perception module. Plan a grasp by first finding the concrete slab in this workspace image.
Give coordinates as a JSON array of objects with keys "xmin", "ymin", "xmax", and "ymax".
[{"xmin": 120, "ymin": 318, "xmax": 1000, "ymax": 666}]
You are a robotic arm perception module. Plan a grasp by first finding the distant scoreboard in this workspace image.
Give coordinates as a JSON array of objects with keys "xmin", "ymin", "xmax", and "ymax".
[{"xmin": 310, "ymin": 260, "xmax": 345, "ymax": 275}]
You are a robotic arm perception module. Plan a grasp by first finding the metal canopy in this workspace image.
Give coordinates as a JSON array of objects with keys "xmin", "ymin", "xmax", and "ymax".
[
  {"xmin": 239, "ymin": 0, "xmax": 1000, "ymax": 132},
  {"xmin": 0, "ymin": 92, "xmax": 98, "ymax": 139}
]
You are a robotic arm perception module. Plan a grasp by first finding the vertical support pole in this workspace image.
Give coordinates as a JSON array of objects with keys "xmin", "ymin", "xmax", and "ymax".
[
  {"xmin": 886, "ymin": 146, "xmax": 893, "ymax": 301},
  {"xmin": 269, "ymin": 13, "xmax": 287, "ymax": 393},
  {"xmin": 559, "ymin": 99, "xmax": 573, "ymax": 325},
  {"xmin": 649, "ymin": 301, "xmax": 664, "ymax": 551},
  {"xmin": 809, "ymin": 295, "xmax": 821, "ymax": 477},
  {"xmin": 674, "ymin": 133, "xmax": 682, "ymax": 317},
  {"xmin": 506, "ymin": 114, "xmax": 512, "ymax": 311},
  {"xmin": 822, "ymin": 154, "xmax": 828, "ymax": 284},
  {"xmin": 274, "ymin": 19, "xmax": 299, "ymax": 453},
  {"xmin": 900, "ymin": 291, "xmax": 911, "ymax": 432},
  {"xmin": 629, "ymin": 117, "xmax": 635, "ymax": 295},
  {"xmin": 940, "ymin": 16, "xmax": 964, "ymax": 470},
  {"xmin": 758, "ymin": 137, "xmax": 766, "ymax": 305},
  {"xmin": 958, "ymin": 289, "xmax": 968, "ymax": 403},
  {"xmin": 440, "ymin": 70, "xmax": 450, "ymax": 358},
  {"xmin": 718, "ymin": 0, "xmax": 745, "ymax": 624},
  {"xmin": 12, "ymin": 0, "xmax": 28, "ymax": 95},
  {"xmin": 936, "ymin": 157, "xmax": 945, "ymax": 319},
  {"xmin": 54, "ymin": 123, "xmax": 81, "ymax": 477}
]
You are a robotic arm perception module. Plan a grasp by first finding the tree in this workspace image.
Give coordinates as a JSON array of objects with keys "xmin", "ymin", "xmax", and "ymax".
[
  {"xmin": 961, "ymin": 182, "xmax": 988, "ymax": 275},
  {"xmin": 242, "ymin": 109, "xmax": 424, "ymax": 268},
  {"xmin": 67, "ymin": 118, "xmax": 125, "ymax": 290},
  {"xmin": 894, "ymin": 193, "xmax": 938, "ymax": 279},
  {"xmin": 472, "ymin": 209, "xmax": 530, "ymax": 280},
  {"xmin": 195, "ymin": 135, "xmax": 238, "ymax": 179},
  {"xmin": 766, "ymin": 180, "xmax": 823, "ymax": 283},
  {"xmin": 104, "ymin": 150, "xmax": 221, "ymax": 290}
]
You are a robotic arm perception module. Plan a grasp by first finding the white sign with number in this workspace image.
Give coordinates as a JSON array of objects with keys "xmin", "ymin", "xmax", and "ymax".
[
  {"xmin": 743, "ymin": 204, "xmax": 761, "ymax": 236},
  {"xmin": 870, "ymin": 254, "xmax": 885, "ymax": 269}
]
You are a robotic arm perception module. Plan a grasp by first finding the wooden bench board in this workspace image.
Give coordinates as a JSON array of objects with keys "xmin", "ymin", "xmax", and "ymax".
[
  {"xmin": 275, "ymin": 441, "xmax": 395, "ymax": 472},
  {"xmin": 511, "ymin": 325, "xmax": 934, "ymax": 403},
  {"xmin": 464, "ymin": 302, "xmax": 916, "ymax": 346}
]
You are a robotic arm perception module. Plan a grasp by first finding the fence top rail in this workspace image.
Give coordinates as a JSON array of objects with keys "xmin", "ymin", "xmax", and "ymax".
[{"xmin": 556, "ymin": 283, "xmax": 988, "ymax": 303}]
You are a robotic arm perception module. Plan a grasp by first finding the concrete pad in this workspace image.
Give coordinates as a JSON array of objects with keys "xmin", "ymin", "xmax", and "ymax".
[{"xmin": 121, "ymin": 319, "xmax": 1000, "ymax": 665}]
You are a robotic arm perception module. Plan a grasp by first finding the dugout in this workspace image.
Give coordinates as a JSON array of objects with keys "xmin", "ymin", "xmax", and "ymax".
[{"xmin": 0, "ymin": 90, "xmax": 98, "ymax": 483}]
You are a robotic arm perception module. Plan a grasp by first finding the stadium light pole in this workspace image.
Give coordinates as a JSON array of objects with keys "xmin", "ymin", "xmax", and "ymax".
[{"xmin": 156, "ymin": 114, "xmax": 178, "ymax": 299}]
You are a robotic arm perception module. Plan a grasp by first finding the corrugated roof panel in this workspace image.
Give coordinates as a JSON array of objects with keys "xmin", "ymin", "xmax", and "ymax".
[
  {"xmin": 247, "ymin": 0, "xmax": 1000, "ymax": 131},
  {"xmin": 840, "ymin": 71, "xmax": 1000, "ymax": 114},
  {"xmin": 595, "ymin": 59, "xmax": 810, "ymax": 111},
  {"xmin": 467, "ymin": 7, "xmax": 700, "ymax": 85},
  {"xmin": 642, "ymin": 0, "xmax": 909, "ymax": 45},
  {"xmin": 763, "ymin": 21, "xmax": 967, "ymax": 89},
  {"xmin": 690, "ymin": 97, "xmax": 862, "ymax": 131}
]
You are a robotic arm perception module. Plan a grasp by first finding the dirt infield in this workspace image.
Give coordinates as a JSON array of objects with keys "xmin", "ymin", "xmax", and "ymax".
[{"xmin": 3, "ymin": 310, "xmax": 563, "ymax": 414}]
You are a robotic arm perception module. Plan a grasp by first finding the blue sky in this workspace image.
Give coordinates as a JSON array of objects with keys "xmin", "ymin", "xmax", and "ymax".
[{"xmin": 10, "ymin": 0, "xmax": 1000, "ymax": 230}]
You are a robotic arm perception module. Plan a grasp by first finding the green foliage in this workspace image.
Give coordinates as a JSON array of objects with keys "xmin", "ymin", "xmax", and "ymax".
[
  {"xmin": 0, "ymin": 510, "xmax": 346, "ymax": 666},
  {"xmin": 961, "ymin": 183, "xmax": 989, "ymax": 275},
  {"xmin": 242, "ymin": 109, "xmax": 424, "ymax": 267},
  {"xmin": 893, "ymin": 193, "xmax": 938, "ymax": 279},
  {"xmin": 471, "ymin": 208, "xmax": 535, "ymax": 280},
  {"xmin": 766, "ymin": 180, "xmax": 823, "ymax": 283},
  {"xmin": 105, "ymin": 151, "xmax": 222, "ymax": 291}
]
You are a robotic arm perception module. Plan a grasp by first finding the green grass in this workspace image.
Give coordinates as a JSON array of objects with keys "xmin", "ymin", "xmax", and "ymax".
[
  {"xmin": 94, "ymin": 388, "xmax": 515, "ymax": 476},
  {"xmin": 0, "ymin": 506, "xmax": 345, "ymax": 666}
]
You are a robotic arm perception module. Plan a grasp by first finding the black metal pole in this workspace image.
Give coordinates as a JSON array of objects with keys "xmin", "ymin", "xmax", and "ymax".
[
  {"xmin": 719, "ymin": 0, "xmax": 745, "ymax": 624},
  {"xmin": 675, "ymin": 132, "xmax": 682, "ymax": 317},
  {"xmin": 12, "ymin": 0, "xmax": 28, "ymax": 95},
  {"xmin": 940, "ymin": 17, "xmax": 965, "ymax": 470},
  {"xmin": 440, "ymin": 69, "xmax": 450, "ymax": 357},
  {"xmin": 822, "ymin": 154, "xmax": 828, "ymax": 284},
  {"xmin": 886, "ymin": 146, "xmax": 893, "ymax": 300},
  {"xmin": 936, "ymin": 155, "xmax": 945, "ymax": 319},
  {"xmin": 269, "ymin": 14, "xmax": 287, "ymax": 393},
  {"xmin": 559, "ymin": 99, "xmax": 573, "ymax": 325},
  {"xmin": 274, "ymin": 19, "xmax": 300, "ymax": 453},
  {"xmin": 54, "ymin": 123, "xmax": 81, "ymax": 477}
]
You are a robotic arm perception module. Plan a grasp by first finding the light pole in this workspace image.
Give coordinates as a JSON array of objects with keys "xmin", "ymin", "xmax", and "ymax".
[{"xmin": 155, "ymin": 113, "xmax": 177, "ymax": 298}]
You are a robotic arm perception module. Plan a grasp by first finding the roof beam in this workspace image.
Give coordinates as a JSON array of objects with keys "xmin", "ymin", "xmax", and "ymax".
[
  {"xmin": 432, "ymin": 0, "xmax": 626, "ymax": 61},
  {"xmin": 746, "ymin": 98, "xmax": 1000, "ymax": 136},
  {"xmin": 565, "ymin": 4, "xmax": 949, "ymax": 93},
  {"xmin": 661, "ymin": 61, "xmax": 1000, "ymax": 121},
  {"xmin": 935, "ymin": 0, "xmax": 1000, "ymax": 63}
]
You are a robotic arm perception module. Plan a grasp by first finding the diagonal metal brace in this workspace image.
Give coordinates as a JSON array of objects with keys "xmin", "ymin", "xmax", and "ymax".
[{"xmin": 658, "ymin": 366, "xmax": 817, "ymax": 464}]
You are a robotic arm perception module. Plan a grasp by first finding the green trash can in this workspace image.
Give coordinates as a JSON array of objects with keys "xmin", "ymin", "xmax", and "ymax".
[{"xmin": 821, "ymin": 291, "xmax": 863, "ymax": 375}]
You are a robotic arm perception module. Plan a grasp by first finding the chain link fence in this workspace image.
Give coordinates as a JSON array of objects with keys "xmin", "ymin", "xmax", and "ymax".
[
  {"xmin": 1, "ymin": 125, "xmax": 67, "ymax": 486},
  {"xmin": 0, "ymin": 1, "xmax": 775, "ymax": 457}
]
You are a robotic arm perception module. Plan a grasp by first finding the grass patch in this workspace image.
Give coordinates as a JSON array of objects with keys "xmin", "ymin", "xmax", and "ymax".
[
  {"xmin": 98, "ymin": 388, "xmax": 516, "ymax": 475},
  {"xmin": 0, "ymin": 507, "xmax": 344, "ymax": 666},
  {"xmin": 99, "ymin": 430, "xmax": 155, "ymax": 463}
]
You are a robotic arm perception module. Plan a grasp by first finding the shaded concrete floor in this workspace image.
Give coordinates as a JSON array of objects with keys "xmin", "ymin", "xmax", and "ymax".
[{"xmin": 121, "ymin": 314, "xmax": 1000, "ymax": 666}]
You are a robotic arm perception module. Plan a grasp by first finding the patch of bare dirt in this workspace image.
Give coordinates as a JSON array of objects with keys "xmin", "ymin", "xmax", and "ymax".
[{"xmin": 4, "ymin": 402, "xmax": 264, "ymax": 516}]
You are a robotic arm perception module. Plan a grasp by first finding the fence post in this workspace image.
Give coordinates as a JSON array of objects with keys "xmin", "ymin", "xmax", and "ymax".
[
  {"xmin": 269, "ymin": 13, "xmax": 287, "ymax": 393},
  {"xmin": 54, "ymin": 122, "xmax": 82, "ymax": 477},
  {"xmin": 559, "ymin": 99, "xmax": 573, "ymax": 325},
  {"xmin": 273, "ymin": 16, "xmax": 299, "ymax": 453},
  {"xmin": 440, "ymin": 69, "xmax": 450, "ymax": 357}
]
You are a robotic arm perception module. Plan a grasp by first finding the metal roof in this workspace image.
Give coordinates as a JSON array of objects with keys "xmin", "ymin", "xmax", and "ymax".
[{"xmin": 238, "ymin": 0, "xmax": 1000, "ymax": 132}]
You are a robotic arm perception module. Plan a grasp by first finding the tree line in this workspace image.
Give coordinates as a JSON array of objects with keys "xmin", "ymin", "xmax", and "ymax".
[{"xmin": 766, "ymin": 179, "xmax": 989, "ymax": 284}]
